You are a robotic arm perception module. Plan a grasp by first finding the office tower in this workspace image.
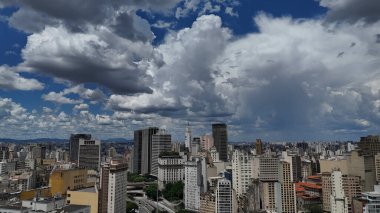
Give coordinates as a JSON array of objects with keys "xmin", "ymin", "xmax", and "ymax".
[
  {"xmin": 78, "ymin": 139, "xmax": 101, "ymax": 171},
  {"xmin": 200, "ymin": 192, "xmax": 215, "ymax": 213},
  {"xmin": 67, "ymin": 187, "xmax": 99, "ymax": 213},
  {"xmin": 201, "ymin": 135, "xmax": 214, "ymax": 151},
  {"xmin": 256, "ymin": 139, "xmax": 263, "ymax": 155},
  {"xmin": 259, "ymin": 155, "xmax": 280, "ymax": 211},
  {"xmin": 50, "ymin": 168, "xmax": 88, "ymax": 196},
  {"xmin": 185, "ymin": 123, "xmax": 192, "ymax": 149},
  {"xmin": 330, "ymin": 170, "xmax": 349, "ymax": 213},
  {"xmin": 132, "ymin": 130, "xmax": 142, "ymax": 174},
  {"xmin": 141, "ymin": 127, "xmax": 159, "ymax": 175},
  {"xmin": 69, "ymin": 134, "xmax": 91, "ymax": 162},
  {"xmin": 358, "ymin": 135, "xmax": 380, "ymax": 156},
  {"xmin": 322, "ymin": 172, "xmax": 361, "ymax": 212},
  {"xmin": 232, "ymin": 150, "xmax": 254, "ymax": 197},
  {"xmin": 212, "ymin": 123, "xmax": 228, "ymax": 162},
  {"xmin": 259, "ymin": 156, "xmax": 279, "ymax": 181},
  {"xmin": 158, "ymin": 154, "xmax": 185, "ymax": 189},
  {"xmin": 279, "ymin": 160, "xmax": 296, "ymax": 213},
  {"xmin": 291, "ymin": 154, "xmax": 302, "ymax": 182},
  {"xmin": 184, "ymin": 156, "xmax": 207, "ymax": 211},
  {"xmin": 99, "ymin": 160, "xmax": 128, "ymax": 213},
  {"xmin": 151, "ymin": 130, "xmax": 172, "ymax": 176},
  {"xmin": 216, "ymin": 178, "xmax": 232, "ymax": 213}
]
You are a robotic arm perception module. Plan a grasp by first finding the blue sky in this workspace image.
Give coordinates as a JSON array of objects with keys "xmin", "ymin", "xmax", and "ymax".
[{"xmin": 0, "ymin": 0, "xmax": 379, "ymax": 141}]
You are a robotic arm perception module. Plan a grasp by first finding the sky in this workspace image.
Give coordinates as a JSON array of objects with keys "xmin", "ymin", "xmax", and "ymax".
[{"xmin": 0, "ymin": 0, "xmax": 379, "ymax": 141}]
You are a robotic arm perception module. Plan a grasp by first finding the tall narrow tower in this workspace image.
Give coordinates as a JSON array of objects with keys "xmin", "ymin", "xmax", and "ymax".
[
  {"xmin": 185, "ymin": 122, "xmax": 192, "ymax": 149},
  {"xmin": 212, "ymin": 123, "xmax": 228, "ymax": 162}
]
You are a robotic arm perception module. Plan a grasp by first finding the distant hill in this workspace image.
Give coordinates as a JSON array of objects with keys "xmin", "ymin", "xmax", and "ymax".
[{"xmin": 0, "ymin": 138, "xmax": 132, "ymax": 144}]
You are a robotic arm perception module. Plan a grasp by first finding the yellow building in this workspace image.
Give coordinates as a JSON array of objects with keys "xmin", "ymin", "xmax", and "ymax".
[
  {"xmin": 20, "ymin": 187, "xmax": 51, "ymax": 200},
  {"xmin": 67, "ymin": 187, "xmax": 99, "ymax": 213},
  {"xmin": 49, "ymin": 168, "xmax": 88, "ymax": 196}
]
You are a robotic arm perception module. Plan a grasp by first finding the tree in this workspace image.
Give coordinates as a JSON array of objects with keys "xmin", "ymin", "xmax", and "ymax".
[
  {"xmin": 144, "ymin": 183, "xmax": 161, "ymax": 200},
  {"xmin": 306, "ymin": 204, "xmax": 323, "ymax": 213},
  {"xmin": 162, "ymin": 181, "xmax": 184, "ymax": 202},
  {"xmin": 126, "ymin": 201, "xmax": 138, "ymax": 213}
]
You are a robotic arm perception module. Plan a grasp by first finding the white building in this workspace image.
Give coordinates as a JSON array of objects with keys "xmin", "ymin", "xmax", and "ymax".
[
  {"xmin": 210, "ymin": 146, "xmax": 220, "ymax": 162},
  {"xmin": 185, "ymin": 123, "xmax": 192, "ymax": 149},
  {"xmin": 158, "ymin": 154, "xmax": 185, "ymax": 189},
  {"xmin": 184, "ymin": 156, "xmax": 207, "ymax": 211},
  {"xmin": 358, "ymin": 185, "xmax": 380, "ymax": 213},
  {"xmin": 216, "ymin": 178, "xmax": 232, "ymax": 213},
  {"xmin": 232, "ymin": 150, "xmax": 254, "ymax": 197},
  {"xmin": 103, "ymin": 160, "xmax": 128, "ymax": 213},
  {"xmin": 330, "ymin": 170, "xmax": 349, "ymax": 213}
]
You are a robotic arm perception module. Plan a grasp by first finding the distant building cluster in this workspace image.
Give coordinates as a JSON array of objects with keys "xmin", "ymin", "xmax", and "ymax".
[{"xmin": 1, "ymin": 125, "xmax": 380, "ymax": 212}]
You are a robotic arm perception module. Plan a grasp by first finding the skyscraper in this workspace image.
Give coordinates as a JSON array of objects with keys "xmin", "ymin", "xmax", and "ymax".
[
  {"xmin": 232, "ymin": 150, "xmax": 254, "ymax": 197},
  {"xmin": 151, "ymin": 130, "xmax": 172, "ymax": 176},
  {"xmin": 78, "ymin": 139, "xmax": 101, "ymax": 171},
  {"xmin": 256, "ymin": 139, "xmax": 263, "ymax": 155},
  {"xmin": 99, "ymin": 160, "xmax": 128, "ymax": 213},
  {"xmin": 140, "ymin": 127, "xmax": 159, "ymax": 175},
  {"xmin": 212, "ymin": 123, "xmax": 228, "ymax": 162},
  {"xmin": 279, "ymin": 158, "xmax": 296, "ymax": 213},
  {"xmin": 185, "ymin": 123, "xmax": 192, "ymax": 149},
  {"xmin": 330, "ymin": 170, "xmax": 349, "ymax": 213},
  {"xmin": 132, "ymin": 130, "xmax": 142, "ymax": 174},
  {"xmin": 184, "ymin": 156, "xmax": 207, "ymax": 211},
  {"xmin": 69, "ymin": 134, "xmax": 91, "ymax": 162},
  {"xmin": 216, "ymin": 178, "xmax": 232, "ymax": 213}
]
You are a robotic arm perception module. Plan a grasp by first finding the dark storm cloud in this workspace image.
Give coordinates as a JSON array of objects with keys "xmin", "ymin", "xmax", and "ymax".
[
  {"xmin": 112, "ymin": 12, "xmax": 154, "ymax": 42},
  {"xmin": 320, "ymin": 0, "xmax": 380, "ymax": 23}
]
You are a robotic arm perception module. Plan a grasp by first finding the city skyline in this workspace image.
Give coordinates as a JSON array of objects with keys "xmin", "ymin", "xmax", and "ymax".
[{"xmin": 0, "ymin": 0, "xmax": 380, "ymax": 141}]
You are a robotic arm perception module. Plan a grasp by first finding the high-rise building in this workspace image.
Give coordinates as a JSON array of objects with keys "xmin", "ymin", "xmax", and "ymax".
[
  {"xmin": 201, "ymin": 135, "xmax": 213, "ymax": 151},
  {"xmin": 279, "ymin": 159, "xmax": 296, "ymax": 213},
  {"xmin": 322, "ymin": 171, "xmax": 361, "ymax": 212},
  {"xmin": 184, "ymin": 156, "xmax": 207, "ymax": 211},
  {"xmin": 99, "ymin": 160, "xmax": 128, "ymax": 213},
  {"xmin": 256, "ymin": 139, "xmax": 263, "ymax": 155},
  {"xmin": 78, "ymin": 139, "xmax": 101, "ymax": 171},
  {"xmin": 191, "ymin": 137, "xmax": 201, "ymax": 154},
  {"xmin": 330, "ymin": 170, "xmax": 349, "ymax": 213},
  {"xmin": 69, "ymin": 134, "xmax": 91, "ymax": 162},
  {"xmin": 141, "ymin": 127, "xmax": 159, "ymax": 175},
  {"xmin": 212, "ymin": 123, "xmax": 228, "ymax": 162},
  {"xmin": 132, "ymin": 130, "xmax": 142, "ymax": 174},
  {"xmin": 216, "ymin": 178, "xmax": 232, "ymax": 213},
  {"xmin": 259, "ymin": 156, "xmax": 279, "ymax": 181},
  {"xmin": 320, "ymin": 150, "xmax": 375, "ymax": 191},
  {"xmin": 232, "ymin": 150, "xmax": 254, "ymax": 197},
  {"xmin": 151, "ymin": 131, "xmax": 172, "ymax": 176},
  {"xmin": 185, "ymin": 123, "xmax": 192, "ymax": 149},
  {"xmin": 358, "ymin": 135, "xmax": 380, "ymax": 156}
]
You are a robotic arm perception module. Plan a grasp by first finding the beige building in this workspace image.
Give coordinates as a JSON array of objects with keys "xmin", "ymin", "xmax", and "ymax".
[
  {"xmin": 322, "ymin": 172, "xmax": 361, "ymax": 212},
  {"xmin": 67, "ymin": 187, "xmax": 99, "ymax": 213},
  {"xmin": 320, "ymin": 150, "xmax": 375, "ymax": 191},
  {"xmin": 49, "ymin": 168, "xmax": 88, "ymax": 196},
  {"xmin": 200, "ymin": 192, "xmax": 215, "ymax": 213},
  {"xmin": 279, "ymin": 160, "xmax": 296, "ymax": 213}
]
